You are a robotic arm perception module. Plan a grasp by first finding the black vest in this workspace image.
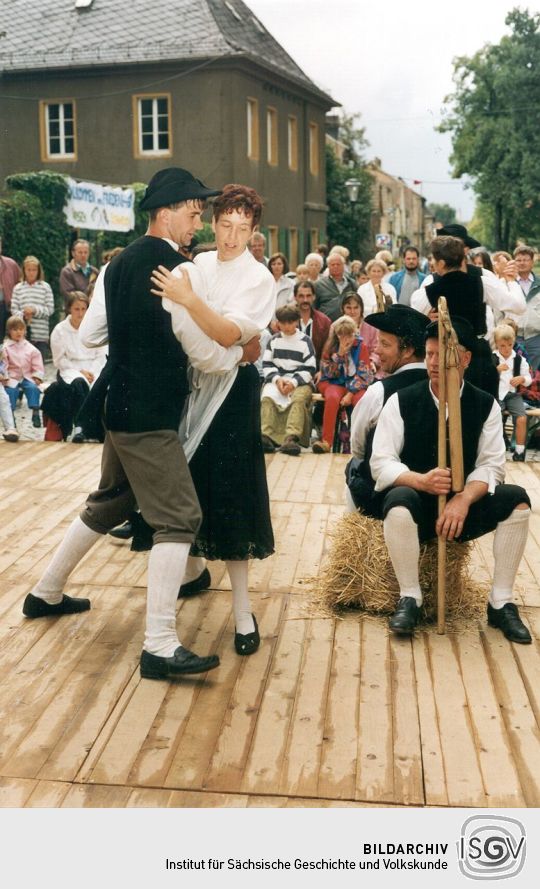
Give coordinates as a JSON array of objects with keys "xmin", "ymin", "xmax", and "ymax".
[
  {"xmin": 425, "ymin": 265, "xmax": 485, "ymax": 335},
  {"xmin": 104, "ymin": 236, "xmax": 189, "ymax": 432},
  {"xmin": 397, "ymin": 380, "xmax": 494, "ymax": 477}
]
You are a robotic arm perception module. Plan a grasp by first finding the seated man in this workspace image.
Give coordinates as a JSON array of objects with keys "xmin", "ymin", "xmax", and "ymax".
[
  {"xmin": 368, "ymin": 317, "xmax": 531, "ymax": 642},
  {"xmin": 261, "ymin": 304, "xmax": 316, "ymax": 456},
  {"xmin": 346, "ymin": 304, "xmax": 429, "ymax": 512}
]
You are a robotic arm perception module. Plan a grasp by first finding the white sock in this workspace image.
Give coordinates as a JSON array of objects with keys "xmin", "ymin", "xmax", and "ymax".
[
  {"xmin": 182, "ymin": 555, "xmax": 207, "ymax": 584},
  {"xmin": 515, "ymin": 444, "xmax": 525, "ymax": 454},
  {"xmin": 383, "ymin": 506, "xmax": 422, "ymax": 604},
  {"xmin": 490, "ymin": 508, "xmax": 530, "ymax": 609},
  {"xmin": 144, "ymin": 541, "xmax": 190, "ymax": 657},
  {"xmin": 226, "ymin": 560, "xmax": 255, "ymax": 635},
  {"xmin": 32, "ymin": 517, "xmax": 102, "ymax": 604}
]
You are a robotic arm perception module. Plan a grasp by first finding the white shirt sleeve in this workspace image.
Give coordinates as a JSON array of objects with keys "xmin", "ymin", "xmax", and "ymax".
[
  {"xmin": 79, "ymin": 266, "xmax": 109, "ymax": 346},
  {"xmin": 466, "ymin": 400, "xmax": 506, "ymax": 492},
  {"xmin": 518, "ymin": 355, "xmax": 532, "ymax": 390},
  {"xmin": 350, "ymin": 382, "xmax": 384, "ymax": 460},
  {"xmin": 482, "ymin": 269, "xmax": 526, "ymax": 317},
  {"xmin": 370, "ymin": 393, "xmax": 408, "ymax": 491},
  {"xmin": 410, "ymin": 285, "xmax": 432, "ymax": 315}
]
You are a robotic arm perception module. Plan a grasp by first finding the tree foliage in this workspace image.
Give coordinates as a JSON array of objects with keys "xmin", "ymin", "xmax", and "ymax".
[
  {"xmin": 426, "ymin": 202, "xmax": 457, "ymax": 226},
  {"xmin": 439, "ymin": 8, "xmax": 540, "ymax": 249},
  {"xmin": 325, "ymin": 113, "xmax": 373, "ymax": 260}
]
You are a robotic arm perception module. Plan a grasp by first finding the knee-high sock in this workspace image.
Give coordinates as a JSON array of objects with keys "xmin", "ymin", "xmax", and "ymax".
[
  {"xmin": 490, "ymin": 508, "xmax": 530, "ymax": 608},
  {"xmin": 32, "ymin": 517, "xmax": 102, "ymax": 604},
  {"xmin": 144, "ymin": 541, "xmax": 191, "ymax": 657},
  {"xmin": 182, "ymin": 555, "xmax": 207, "ymax": 584},
  {"xmin": 383, "ymin": 506, "xmax": 422, "ymax": 604},
  {"xmin": 226, "ymin": 560, "xmax": 255, "ymax": 635}
]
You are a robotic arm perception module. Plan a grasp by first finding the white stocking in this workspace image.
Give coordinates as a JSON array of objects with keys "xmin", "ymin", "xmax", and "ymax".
[
  {"xmin": 383, "ymin": 506, "xmax": 422, "ymax": 604},
  {"xmin": 144, "ymin": 541, "xmax": 190, "ymax": 656},
  {"xmin": 226, "ymin": 560, "xmax": 254, "ymax": 635},
  {"xmin": 490, "ymin": 508, "xmax": 530, "ymax": 608},
  {"xmin": 32, "ymin": 517, "xmax": 102, "ymax": 604}
]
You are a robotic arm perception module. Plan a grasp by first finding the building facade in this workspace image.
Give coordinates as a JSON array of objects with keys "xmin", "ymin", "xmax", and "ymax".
[
  {"xmin": 0, "ymin": 0, "xmax": 337, "ymax": 263},
  {"xmin": 367, "ymin": 160, "xmax": 434, "ymax": 256}
]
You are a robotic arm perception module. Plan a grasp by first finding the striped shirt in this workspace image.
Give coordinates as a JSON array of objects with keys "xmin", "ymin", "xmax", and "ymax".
[
  {"xmin": 11, "ymin": 280, "xmax": 54, "ymax": 343},
  {"xmin": 263, "ymin": 329, "xmax": 316, "ymax": 387}
]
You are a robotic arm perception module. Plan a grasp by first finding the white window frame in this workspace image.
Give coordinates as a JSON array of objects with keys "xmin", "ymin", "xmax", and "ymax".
[
  {"xmin": 134, "ymin": 94, "xmax": 171, "ymax": 157},
  {"xmin": 41, "ymin": 100, "xmax": 76, "ymax": 160}
]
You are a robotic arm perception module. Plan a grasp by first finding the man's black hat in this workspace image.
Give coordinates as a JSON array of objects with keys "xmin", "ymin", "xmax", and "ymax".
[
  {"xmin": 424, "ymin": 315, "xmax": 477, "ymax": 353},
  {"xmin": 435, "ymin": 223, "xmax": 481, "ymax": 249},
  {"xmin": 139, "ymin": 167, "xmax": 222, "ymax": 210},
  {"xmin": 364, "ymin": 304, "xmax": 430, "ymax": 351}
]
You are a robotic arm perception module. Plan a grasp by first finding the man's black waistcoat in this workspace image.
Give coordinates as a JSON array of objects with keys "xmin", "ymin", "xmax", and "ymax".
[
  {"xmin": 104, "ymin": 236, "xmax": 189, "ymax": 432},
  {"xmin": 396, "ymin": 379, "xmax": 494, "ymax": 480}
]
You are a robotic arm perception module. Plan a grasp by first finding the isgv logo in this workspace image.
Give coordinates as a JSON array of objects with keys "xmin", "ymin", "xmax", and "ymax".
[{"xmin": 458, "ymin": 815, "xmax": 526, "ymax": 880}]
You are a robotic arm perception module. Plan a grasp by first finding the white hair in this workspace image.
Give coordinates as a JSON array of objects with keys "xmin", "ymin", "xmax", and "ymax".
[{"xmin": 304, "ymin": 252, "xmax": 324, "ymax": 269}]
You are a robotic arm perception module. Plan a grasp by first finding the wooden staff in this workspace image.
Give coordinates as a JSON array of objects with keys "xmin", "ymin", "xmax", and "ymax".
[
  {"xmin": 374, "ymin": 283, "xmax": 386, "ymax": 313},
  {"xmin": 436, "ymin": 297, "xmax": 464, "ymax": 634}
]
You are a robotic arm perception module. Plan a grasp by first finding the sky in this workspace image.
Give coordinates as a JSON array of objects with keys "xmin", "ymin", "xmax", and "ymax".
[{"xmin": 248, "ymin": 0, "xmax": 521, "ymax": 222}]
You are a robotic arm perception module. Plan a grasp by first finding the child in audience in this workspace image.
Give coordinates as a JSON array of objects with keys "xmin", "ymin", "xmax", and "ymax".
[
  {"xmin": 3, "ymin": 316, "xmax": 44, "ymax": 428},
  {"xmin": 493, "ymin": 322, "xmax": 532, "ymax": 462},
  {"xmin": 0, "ymin": 342, "xmax": 19, "ymax": 441}
]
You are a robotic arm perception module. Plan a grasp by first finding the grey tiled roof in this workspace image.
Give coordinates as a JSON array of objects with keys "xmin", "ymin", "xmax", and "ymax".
[{"xmin": 0, "ymin": 0, "xmax": 335, "ymax": 103}]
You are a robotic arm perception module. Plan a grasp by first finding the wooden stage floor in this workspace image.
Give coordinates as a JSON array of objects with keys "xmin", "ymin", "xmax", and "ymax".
[{"xmin": 0, "ymin": 441, "xmax": 539, "ymax": 809}]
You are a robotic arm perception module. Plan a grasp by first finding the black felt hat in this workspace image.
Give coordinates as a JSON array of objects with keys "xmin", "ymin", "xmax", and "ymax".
[
  {"xmin": 364, "ymin": 304, "xmax": 430, "ymax": 351},
  {"xmin": 139, "ymin": 167, "xmax": 222, "ymax": 210},
  {"xmin": 424, "ymin": 315, "xmax": 477, "ymax": 353},
  {"xmin": 435, "ymin": 224, "xmax": 481, "ymax": 249}
]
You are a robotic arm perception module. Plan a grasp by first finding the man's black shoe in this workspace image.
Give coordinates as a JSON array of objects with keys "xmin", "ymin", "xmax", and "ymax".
[
  {"xmin": 23, "ymin": 592, "xmax": 91, "ymax": 618},
  {"xmin": 389, "ymin": 596, "xmax": 421, "ymax": 635},
  {"xmin": 487, "ymin": 602, "xmax": 532, "ymax": 644},
  {"xmin": 261, "ymin": 434, "xmax": 276, "ymax": 453},
  {"xmin": 512, "ymin": 451, "xmax": 526, "ymax": 462},
  {"xmin": 108, "ymin": 521, "xmax": 134, "ymax": 540},
  {"xmin": 140, "ymin": 645, "xmax": 220, "ymax": 680},
  {"xmin": 178, "ymin": 567, "xmax": 211, "ymax": 599},
  {"xmin": 130, "ymin": 512, "xmax": 154, "ymax": 551}
]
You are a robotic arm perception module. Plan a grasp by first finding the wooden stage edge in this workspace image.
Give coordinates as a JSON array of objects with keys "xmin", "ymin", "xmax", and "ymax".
[{"xmin": 0, "ymin": 441, "xmax": 539, "ymax": 809}]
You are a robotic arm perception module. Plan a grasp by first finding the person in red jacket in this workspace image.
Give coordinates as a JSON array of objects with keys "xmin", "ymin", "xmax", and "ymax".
[{"xmin": 293, "ymin": 280, "xmax": 331, "ymax": 370}]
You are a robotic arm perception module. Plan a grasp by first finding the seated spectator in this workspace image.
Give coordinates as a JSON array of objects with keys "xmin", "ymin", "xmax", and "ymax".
[
  {"xmin": 341, "ymin": 292, "xmax": 378, "ymax": 371},
  {"xmin": 42, "ymin": 292, "xmax": 107, "ymax": 442},
  {"xmin": 261, "ymin": 304, "xmax": 316, "ymax": 456},
  {"xmin": 358, "ymin": 259, "xmax": 397, "ymax": 315},
  {"xmin": 3, "ymin": 316, "xmax": 44, "ymax": 427},
  {"xmin": 313, "ymin": 315, "xmax": 373, "ymax": 454},
  {"xmin": 294, "ymin": 263, "xmax": 309, "ymax": 284},
  {"xmin": 269, "ymin": 252, "xmax": 295, "ymax": 310},
  {"xmin": 0, "ymin": 342, "xmax": 18, "ymax": 441},
  {"xmin": 294, "ymin": 280, "xmax": 331, "ymax": 370},
  {"xmin": 11, "ymin": 255, "xmax": 55, "ymax": 361},
  {"xmin": 493, "ymin": 323, "xmax": 532, "ymax": 462},
  {"xmin": 304, "ymin": 252, "xmax": 324, "ymax": 284},
  {"xmin": 59, "ymin": 238, "xmax": 98, "ymax": 306},
  {"xmin": 315, "ymin": 253, "xmax": 356, "ymax": 321}
]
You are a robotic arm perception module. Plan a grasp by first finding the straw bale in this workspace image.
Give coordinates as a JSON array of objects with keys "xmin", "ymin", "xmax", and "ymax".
[{"xmin": 314, "ymin": 512, "xmax": 487, "ymax": 621}]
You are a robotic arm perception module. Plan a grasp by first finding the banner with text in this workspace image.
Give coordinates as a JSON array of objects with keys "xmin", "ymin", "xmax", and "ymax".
[{"xmin": 65, "ymin": 177, "xmax": 135, "ymax": 232}]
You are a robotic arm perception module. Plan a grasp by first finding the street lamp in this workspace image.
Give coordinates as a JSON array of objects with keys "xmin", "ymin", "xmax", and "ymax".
[{"xmin": 345, "ymin": 178, "xmax": 361, "ymax": 204}]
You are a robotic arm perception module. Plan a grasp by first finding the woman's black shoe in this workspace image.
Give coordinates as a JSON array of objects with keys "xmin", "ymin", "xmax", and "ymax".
[{"xmin": 234, "ymin": 614, "xmax": 260, "ymax": 655}]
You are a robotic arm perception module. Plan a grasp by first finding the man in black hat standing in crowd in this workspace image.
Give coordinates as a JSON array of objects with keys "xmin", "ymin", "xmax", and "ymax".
[
  {"xmin": 369, "ymin": 316, "xmax": 531, "ymax": 642},
  {"xmin": 21, "ymin": 167, "xmax": 259, "ymax": 680},
  {"xmin": 345, "ymin": 304, "xmax": 429, "ymax": 513}
]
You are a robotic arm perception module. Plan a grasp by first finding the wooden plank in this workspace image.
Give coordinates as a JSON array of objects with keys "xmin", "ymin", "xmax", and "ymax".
[
  {"xmin": 428, "ymin": 632, "xmax": 486, "ymax": 806},
  {"xmin": 412, "ymin": 634, "xmax": 448, "ymax": 806},
  {"xmin": 456, "ymin": 631, "xmax": 525, "ymax": 806},
  {"xmin": 390, "ymin": 635, "xmax": 424, "ymax": 805},
  {"xmin": 0, "ymin": 776, "xmax": 37, "ymax": 807},
  {"xmin": 356, "ymin": 618, "xmax": 394, "ymax": 803},
  {"xmin": 280, "ymin": 618, "xmax": 334, "ymax": 797},
  {"xmin": 291, "ymin": 504, "xmax": 331, "ymax": 594},
  {"xmin": 126, "ymin": 787, "xmax": 173, "ymax": 807},
  {"xmin": 61, "ymin": 784, "xmax": 132, "ymax": 807},
  {"xmin": 167, "ymin": 790, "xmax": 249, "ymax": 808},
  {"xmin": 24, "ymin": 780, "xmax": 72, "ymax": 807},
  {"xmin": 318, "ymin": 617, "xmax": 361, "ymax": 800}
]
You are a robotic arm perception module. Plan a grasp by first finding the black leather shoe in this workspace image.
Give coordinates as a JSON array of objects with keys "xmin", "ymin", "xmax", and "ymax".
[
  {"xmin": 234, "ymin": 614, "xmax": 260, "ymax": 655},
  {"xmin": 178, "ymin": 567, "xmax": 211, "ymax": 599},
  {"xmin": 487, "ymin": 602, "xmax": 532, "ymax": 643},
  {"xmin": 23, "ymin": 592, "xmax": 91, "ymax": 618},
  {"xmin": 512, "ymin": 451, "xmax": 526, "ymax": 462},
  {"xmin": 261, "ymin": 434, "xmax": 276, "ymax": 453},
  {"xmin": 108, "ymin": 521, "xmax": 134, "ymax": 540},
  {"xmin": 130, "ymin": 512, "xmax": 154, "ymax": 552},
  {"xmin": 389, "ymin": 596, "xmax": 421, "ymax": 635},
  {"xmin": 140, "ymin": 645, "xmax": 220, "ymax": 679}
]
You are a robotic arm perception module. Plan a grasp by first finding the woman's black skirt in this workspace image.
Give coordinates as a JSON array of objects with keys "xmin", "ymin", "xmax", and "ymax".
[{"xmin": 189, "ymin": 364, "xmax": 275, "ymax": 561}]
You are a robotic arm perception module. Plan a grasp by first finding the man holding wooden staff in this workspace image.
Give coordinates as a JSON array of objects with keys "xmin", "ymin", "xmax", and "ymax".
[{"xmin": 369, "ymin": 317, "xmax": 532, "ymax": 641}]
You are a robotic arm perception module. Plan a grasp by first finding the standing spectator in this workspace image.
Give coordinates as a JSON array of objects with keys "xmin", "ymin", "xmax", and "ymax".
[
  {"xmin": 3, "ymin": 316, "xmax": 44, "ymax": 427},
  {"xmin": 59, "ymin": 238, "xmax": 98, "ymax": 305},
  {"xmin": 317, "ymin": 243, "xmax": 329, "ymax": 270},
  {"xmin": 313, "ymin": 315, "xmax": 372, "ymax": 453},
  {"xmin": 268, "ymin": 252, "xmax": 294, "ymax": 310},
  {"xmin": 247, "ymin": 231, "xmax": 268, "ymax": 265},
  {"xmin": 294, "ymin": 280, "xmax": 331, "ymax": 369},
  {"xmin": 0, "ymin": 236, "xmax": 21, "ymax": 339},
  {"xmin": 389, "ymin": 247, "xmax": 426, "ymax": 305},
  {"xmin": 350, "ymin": 259, "xmax": 364, "ymax": 286},
  {"xmin": 315, "ymin": 253, "xmax": 355, "ymax": 321},
  {"xmin": 469, "ymin": 248, "xmax": 494, "ymax": 272},
  {"xmin": 260, "ymin": 304, "xmax": 315, "ymax": 455},
  {"xmin": 513, "ymin": 245, "xmax": 540, "ymax": 368},
  {"xmin": 304, "ymin": 252, "xmax": 324, "ymax": 285},
  {"xmin": 358, "ymin": 259, "xmax": 397, "ymax": 315},
  {"xmin": 11, "ymin": 255, "xmax": 54, "ymax": 361}
]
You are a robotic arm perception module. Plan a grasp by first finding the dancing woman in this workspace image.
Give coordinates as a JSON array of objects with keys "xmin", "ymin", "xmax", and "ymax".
[{"xmin": 152, "ymin": 185, "xmax": 276, "ymax": 655}]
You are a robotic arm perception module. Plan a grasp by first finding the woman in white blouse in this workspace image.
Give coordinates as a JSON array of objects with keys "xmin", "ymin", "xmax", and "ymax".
[
  {"xmin": 42, "ymin": 292, "xmax": 106, "ymax": 441},
  {"xmin": 268, "ymin": 252, "xmax": 294, "ymax": 311},
  {"xmin": 357, "ymin": 259, "xmax": 397, "ymax": 316}
]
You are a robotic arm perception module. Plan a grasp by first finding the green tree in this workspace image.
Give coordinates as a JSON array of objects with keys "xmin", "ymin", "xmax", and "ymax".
[
  {"xmin": 426, "ymin": 203, "xmax": 457, "ymax": 227},
  {"xmin": 325, "ymin": 113, "xmax": 373, "ymax": 259},
  {"xmin": 439, "ymin": 8, "xmax": 540, "ymax": 249}
]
